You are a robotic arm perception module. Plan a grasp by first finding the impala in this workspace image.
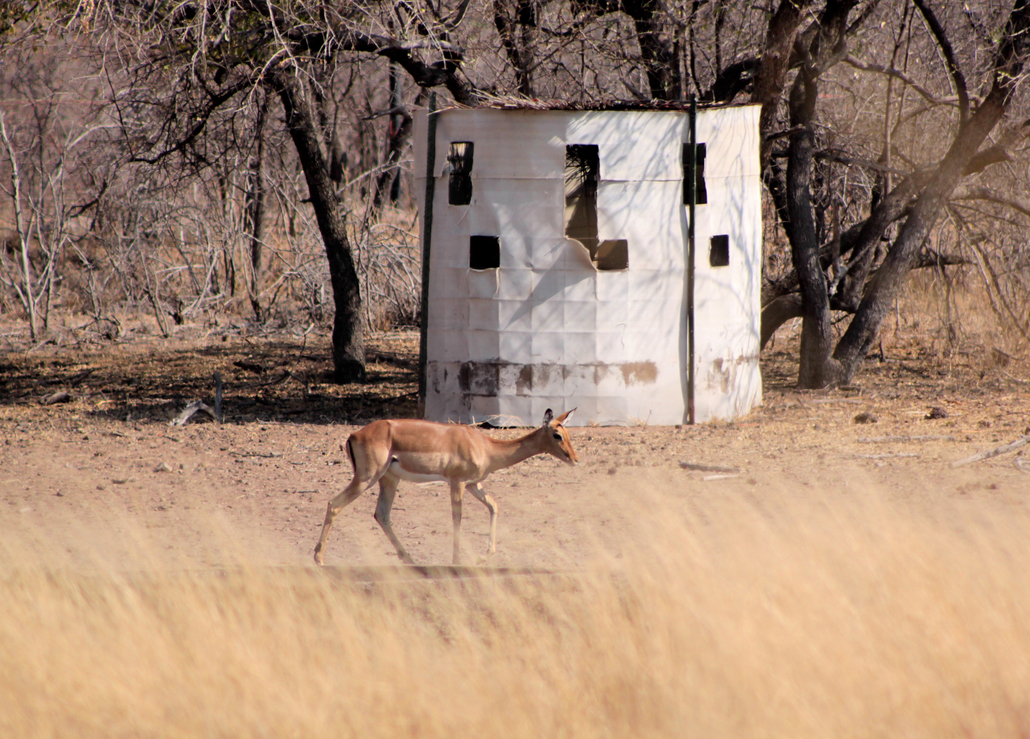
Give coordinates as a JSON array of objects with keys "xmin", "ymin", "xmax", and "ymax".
[{"xmin": 313, "ymin": 408, "xmax": 578, "ymax": 566}]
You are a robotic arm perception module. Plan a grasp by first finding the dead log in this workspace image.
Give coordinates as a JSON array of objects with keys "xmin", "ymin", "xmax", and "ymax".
[{"xmin": 41, "ymin": 391, "xmax": 71, "ymax": 405}]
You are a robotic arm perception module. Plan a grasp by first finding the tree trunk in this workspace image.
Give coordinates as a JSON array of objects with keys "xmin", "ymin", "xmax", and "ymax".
[
  {"xmin": 622, "ymin": 0, "xmax": 682, "ymax": 100},
  {"xmin": 271, "ymin": 69, "xmax": 365, "ymax": 383},
  {"xmin": 760, "ymin": 293, "xmax": 803, "ymax": 349},
  {"xmin": 0, "ymin": 114, "xmax": 37, "ymax": 340},
  {"xmin": 751, "ymin": 0, "xmax": 811, "ymax": 168},
  {"xmin": 494, "ymin": 0, "xmax": 537, "ymax": 97},
  {"xmin": 786, "ymin": 67, "xmax": 843, "ymax": 387},
  {"xmin": 833, "ymin": 99, "xmax": 1005, "ymax": 381},
  {"xmin": 372, "ymin": 64, "xmax": 413, "ymax": 214},
  {"xmin": 246, "ymin": 94, "xmax": 269, "ymax": 321}
]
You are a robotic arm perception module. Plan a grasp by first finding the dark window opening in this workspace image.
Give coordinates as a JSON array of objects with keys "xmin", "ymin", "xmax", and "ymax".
[
  {"xmin": 565, "ymin": 145, "xmax": 628, "ymax": 270},
  {"xmin": 470, "ymin": 235, "xmax": 500, "ymax": 270},
  {"xmin": 564, "ymin": 144, "xmax": 599, "ymax": 255},
  {"xmin": 596, "ymin": 239, "xmax": 628, "ymax": 271},
  {"xmin": 710, "ymin": 234, "xmax": 730, "ymax": 267},
  {"xmin": 448, "ymin": 141, "xmax": 474, "ymax": 205},
  {"xmin": 683, "ymin": 142, "xmax": 707, "ymax": 205}
]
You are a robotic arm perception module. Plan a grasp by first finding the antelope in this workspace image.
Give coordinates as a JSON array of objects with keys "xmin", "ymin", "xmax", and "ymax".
[{"xmin": 313, "ymin": 409, "xmax": 578, "ymax": 566}]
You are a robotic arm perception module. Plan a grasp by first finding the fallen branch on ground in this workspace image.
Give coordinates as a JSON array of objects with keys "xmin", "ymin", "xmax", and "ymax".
[
  {"xmin": 951, "ymin": 436, "xmax": 1030, "ymax": 467},
  {"xmin": 679, "ymin": 461, "xmax": 742, "ymax": 473},
  {"xmin": 852, "ymin": 452, "xmax": 920, "ymax": 459},
  {"xmin": 858, "ymin": 435, "xmax": 954, "ymax": 443}
]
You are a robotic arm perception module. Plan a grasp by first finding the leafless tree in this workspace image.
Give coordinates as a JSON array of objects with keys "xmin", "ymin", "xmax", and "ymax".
[
  {"xmin": 71, "ymin": 1, "xmax": 481, "ymax": 380},
  {"xmin": 0, "ymin": 24, "xmax": 109, "ymax": 339}
]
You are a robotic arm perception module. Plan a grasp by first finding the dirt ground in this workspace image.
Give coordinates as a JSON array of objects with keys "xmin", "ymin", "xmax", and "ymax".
[{"xmin": 1, "ymin": 316, "xmax": 1028, "ymax": 572}]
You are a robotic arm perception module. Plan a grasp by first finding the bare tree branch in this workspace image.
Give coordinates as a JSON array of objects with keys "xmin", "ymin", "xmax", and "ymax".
[{"xmin": 912, "ymin": 0, "xmax": 970, "ymax": 122}]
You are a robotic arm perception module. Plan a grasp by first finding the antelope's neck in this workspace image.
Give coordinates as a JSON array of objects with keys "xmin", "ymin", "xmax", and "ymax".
[{"xmin": 487, "ymin": 429, "xmax": 543, "ymax": 472}]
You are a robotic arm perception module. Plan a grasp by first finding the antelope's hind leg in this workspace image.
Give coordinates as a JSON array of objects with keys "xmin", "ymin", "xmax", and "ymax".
[
  {"xmin": 373, "ymin": 476, "xmax": 415, "ymax": 565},
  {"xmin": 466, "ymin": 482, "xmax": 498, "ymax": 556}
]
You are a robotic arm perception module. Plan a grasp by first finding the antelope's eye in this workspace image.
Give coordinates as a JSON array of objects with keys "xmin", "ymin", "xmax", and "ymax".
[{"xmin": 553, "ymin": 433, "xmax": 562, "ymax": 440}]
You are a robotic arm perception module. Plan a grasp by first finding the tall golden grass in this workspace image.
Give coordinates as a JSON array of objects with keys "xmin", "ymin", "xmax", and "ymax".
[{"xmin": 2, "ymin": 485, "xmax": 1030, "ymax": 738}]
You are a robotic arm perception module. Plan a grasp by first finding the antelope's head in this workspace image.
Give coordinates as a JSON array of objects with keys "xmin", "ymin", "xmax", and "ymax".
[{"xmin": 541, "ymin": 408, "xmax": 579, "ymax": 466}]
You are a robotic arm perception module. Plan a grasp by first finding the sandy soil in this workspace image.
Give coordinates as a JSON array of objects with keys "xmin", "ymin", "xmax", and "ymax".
[{"xmin": 1, "ymin": 321, "xmax": 1028, "ymax": 572}]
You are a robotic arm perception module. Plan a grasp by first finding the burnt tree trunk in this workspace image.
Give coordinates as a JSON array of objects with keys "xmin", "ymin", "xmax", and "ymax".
[{"xmin": 271, "ymin": 69, "xmax": 365, "ymax": 383}]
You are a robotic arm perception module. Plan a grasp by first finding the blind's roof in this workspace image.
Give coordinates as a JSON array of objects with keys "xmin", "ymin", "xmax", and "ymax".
[{"xmin": 452, "ymin": 96, "xmax": 747, "ymax": 112}]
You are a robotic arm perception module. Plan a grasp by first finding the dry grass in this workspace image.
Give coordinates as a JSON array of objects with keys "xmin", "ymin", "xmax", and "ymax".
[{"xmin": 3, "ymin": 484, "xmax": 1030, "ymax": 738}]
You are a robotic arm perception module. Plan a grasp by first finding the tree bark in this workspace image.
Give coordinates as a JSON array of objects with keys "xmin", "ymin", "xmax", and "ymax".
[
  {"xmin": 779, "ymin": 0, "xmax": 858, "ymax": 387},
  {"xmin": 271, "ymin": 69, "xmax": 365, "ymax": 383}
]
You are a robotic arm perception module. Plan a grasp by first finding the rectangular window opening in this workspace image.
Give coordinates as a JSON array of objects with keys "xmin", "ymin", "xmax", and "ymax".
[
  {"xmin": 596, "ymin": 239, "xmax": 628, "ymax": 270},
  {"xmin": 710, "ymin": 234, "xmax": 730, "ymax": 267},
  {"xmin": 448, "ymin": 141, "xmax": 474, "ymax": 205},
  {"xmin": 683, "ymin": 142, "xmax": 708, "ymax": 205},
  {"xmin": 564, "ymin": 144, "xmax": 599, "ymax": 257},
  {"xmin": 470, "ymin": 235, "xmax": 500, "ymax": 270}
]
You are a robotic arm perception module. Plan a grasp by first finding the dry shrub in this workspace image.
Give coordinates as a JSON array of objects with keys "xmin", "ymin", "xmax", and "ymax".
[
  {"xmin": 892, "ymin": 271, "xmax": 1027, "ymax": 371},
  {"xmin": 353, "ymin": 206, "xmax": 422, "ymax": 332},
  {"xmin": 2, "ymin": 486, "xmax": 1030, "ymax": 737}
]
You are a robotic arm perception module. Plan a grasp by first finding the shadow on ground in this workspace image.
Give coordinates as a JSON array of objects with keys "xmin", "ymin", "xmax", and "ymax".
[
  {"xmin": 0, "ymin": 324, "xmax": 1017, "ymax": 428},
  {"xmin": 0, "ymin": 330, "xmax": 420, "ymax": 426}
]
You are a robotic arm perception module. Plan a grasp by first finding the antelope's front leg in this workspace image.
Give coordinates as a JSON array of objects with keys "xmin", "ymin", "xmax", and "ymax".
[
  {"xmin": 450, "ymin": 480, "xmax": 465, "ymax": 565},
  {"xmin": 466, "ymin": 482, "xmax": 498, "ymax": 556}
]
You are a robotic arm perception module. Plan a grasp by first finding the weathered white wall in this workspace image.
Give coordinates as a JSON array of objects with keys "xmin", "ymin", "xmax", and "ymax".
[
  {"xmin": 691, "ymin": 105, "xmax": 764, "ymax": 422},
  {"xmin": 414, "ymin": 105, "xmax": 761, "ymax": 427}
]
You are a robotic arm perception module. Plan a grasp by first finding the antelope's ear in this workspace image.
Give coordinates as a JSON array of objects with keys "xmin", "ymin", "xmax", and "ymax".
[
  {"xmin": 542, "ymin": 408, "xmax": 554, "ymax": 426},
  {"xmin": 554, "ymin": 408, "xmax": 576, "ymax": 425}
]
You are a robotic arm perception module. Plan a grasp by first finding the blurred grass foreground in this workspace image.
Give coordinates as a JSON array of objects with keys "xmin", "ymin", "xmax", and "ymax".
[{"xmin": 2, "ymin": 486, "xmax": 1029, "ymax": 738}]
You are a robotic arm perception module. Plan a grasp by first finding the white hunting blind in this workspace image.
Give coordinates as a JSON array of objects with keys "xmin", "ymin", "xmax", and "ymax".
[{"xmin": 413, "ymin": 103, "xmax": 762, "ymax": 427}]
